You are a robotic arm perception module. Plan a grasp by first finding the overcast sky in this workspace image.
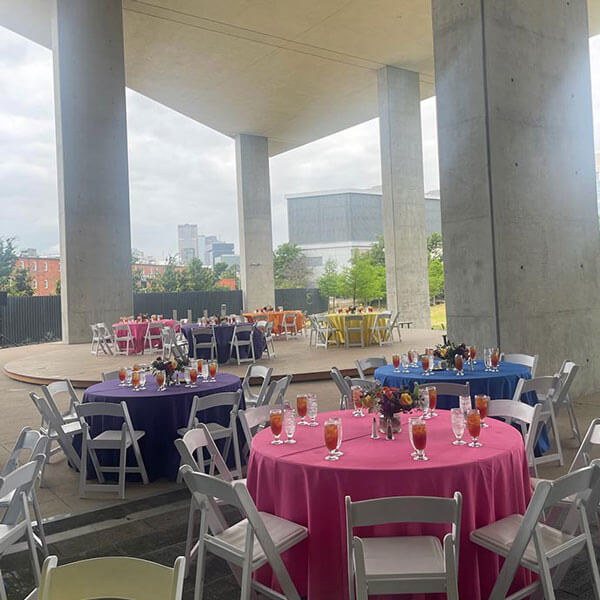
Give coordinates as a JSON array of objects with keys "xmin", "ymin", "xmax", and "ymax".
[{"xmin": 0, "ymin": 27, "xmax": 599, "ymax": 260}]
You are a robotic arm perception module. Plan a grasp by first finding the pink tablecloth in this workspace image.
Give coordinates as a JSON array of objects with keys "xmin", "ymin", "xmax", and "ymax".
[
  {"xmin": 247, "ymin": 409, "xmax": 532, "ymax": 600},
  {"xmin": 113, "ymin": 319, "xmax": 178, "ymax": 354}
]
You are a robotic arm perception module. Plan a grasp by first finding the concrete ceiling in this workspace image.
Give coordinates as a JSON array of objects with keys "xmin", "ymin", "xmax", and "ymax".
[{"xmin": 1, "ymin": 0, "xmax": 599, "ymax": 156}]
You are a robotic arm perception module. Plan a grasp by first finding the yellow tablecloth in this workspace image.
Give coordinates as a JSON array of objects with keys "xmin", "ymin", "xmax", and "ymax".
[{"xmin": 327, "ymin": 312, "xmax": 388, "ymax": 345}]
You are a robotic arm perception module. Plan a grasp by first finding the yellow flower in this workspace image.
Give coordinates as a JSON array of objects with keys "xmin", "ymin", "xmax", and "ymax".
[
  {"xmin": 400, "ymin": 393, "xmax": 413, "ymax": 407},
  {"xmin": 440, "ymin": 348, "xmax": 447, "ymax": 357}
]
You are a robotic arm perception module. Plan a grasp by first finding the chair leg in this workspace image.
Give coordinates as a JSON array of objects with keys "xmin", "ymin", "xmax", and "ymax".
[
  {"xmin": 549, "ymin": 408, "xmax": 564, "ymax": 466},
  {"xmin": 184, "ymin": 499, "xmax": 197, "ymax": 577},
  {"xmin": 118, "ymin": 445, "xmax": 127, "ymax": 500},
  {"xmin": 131, "ymin": 439, "xmax": 150, "ymax": 485},
  {"xmin": 88, "ymin": 447, "xmax": 105, "ymax": 483},
  {"xmin": 31, "ymin": 491, "xmax": 48, "ymax": 557},
  {"xmin": 22, "ymin": 500, "xmax": 41, "ymax": 587},
  {"xmin": 566, "ymin": 398, "xmax": 581, "ymax": 442},
  {"xmin": 194, "ymin": 513, "xmax": 209, "ymax": 600},
  {"xmin": 0, "ymin": 568, "xmax": 7, "ymax": 600},
  {"xmin": 79, "ymin": 437, "xmax": 88, "ymax": 498}
]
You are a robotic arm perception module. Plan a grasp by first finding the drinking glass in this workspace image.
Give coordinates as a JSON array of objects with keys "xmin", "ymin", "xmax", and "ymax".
[
  {"xmin": 475, "ymin": 394, "xmax": 489, "ymax": 428},
  {"xmin": 197, "ymin": 359, "xmax": 204, "ymax": 381},
  {"xmin": 270, "ymin": 408, "xmax": 284, "ymax": 444},
  {"xmin": 450, "ymin": 408, "xmax": 466, "ymax": 445},
  {"xmin": 470, "ymin": 345, "xmax": 477, "ymax": 368},
  {"xmin": 118, "ymin": 367, "xmax": 126, "ymax": 387},
  {"xmin": 409, "ymin": 417, "xmax": 428, "ymax": 461},
  {"xmin": 126, "ymin": 368, "xmax": 133, "ymax": 387},
  {"xmin": 420, "ymin": 387, "xmax": 431, "ymax": 418},
  {"xmin": 455, "ymin": 354, "xmax": 464, "ymax": 376},
  {"xmin": 484, "ymin": 348, "xmax": 492, "ymax": 372},
  {"xmin": 324, "ymin": 419, "xmax": 339, "ymax": 460},
  {"xmin": 184, "ymin": 367, "xmax": 192, "ymax": 387},
  {"xmin": 132, "ymin": 369, "xmax": 140, "ymax": 391},
  {"xmin": 333, "ymin": 417, "xmax": 344, "ymax": 456},
  {"xmin": 133, "ymin": 364, "xmax": 141, "ymax": 372},
  {"xmin": 401, "ymin": 354, "xmax": 410, "ymax": 373},
  {"xmin": 297, "ymin": 394, "xmax": 309, "ymax": 425},
  {"xmin": 202, "ymin": 361, "xmax": 209, "ymax": 381},
  {"xmin": 392, "ymin": 354, "xmax": 400, "ymax": 372},
  {"xmin": 139, "ymin": 370, "xmax": 146, "ymax": 389},
  {"xmin": 467, "ymin": 409, "xmax": 482, "ymax": 447},
  {"xmin": 283, "ymin": 408, "xmax": 297, "ymax": 444},
  {"xmin": 410, "ymin": 350, "xmax": 419, "ymax": 368},
  {"xmin": 351, "ymin": 386, "xmax": 364, "ymax": 417},
  {"xmin": 459, "ymin": 395, "xmax": 472, "ymax": 418},
  {"xmin": 307, "ymin": 394, "xmax": 319, "ymax": 427},
  {"xmin": 189, "ymin": 367, "xmax": 198, "ymax": 387},
  {"xmin": 209, "ymin": 360, "xmax": 217, "ymax": 382},
  {"xmin": 491, "ymin": 348, "xmax": 500, "ymax": 372},
  {"xmin": 421, "ymin": 354, "xmax": 430, "ymax": 375},
  {"xmin": 428, "ymin": 386, "xmax": 438, "ymax": 417},
  {"xmin": 156, "ymin": 371, "xmax": 165, "ymax": 391}
]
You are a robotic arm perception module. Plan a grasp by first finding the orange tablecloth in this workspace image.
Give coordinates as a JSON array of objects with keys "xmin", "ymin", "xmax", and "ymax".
[{"xmin": 243, "ymin": 311, "xmax": 304, "ymax": 335}]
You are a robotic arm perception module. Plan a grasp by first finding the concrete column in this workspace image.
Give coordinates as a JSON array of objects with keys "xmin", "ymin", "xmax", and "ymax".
[
  {"xmin": 378, "ymin": 66, "xmax": 431, "ymax": 328},
  {"xmin": 433, "ymin": 0, "xmax": 600, "ymax": 390},
  {"xmin": 52, "ymin": 0, "xmax": 132, "ymax": 343},
  {"xmin": 235, "ymin": 134, "xmax": 275, "ymax": 311}
]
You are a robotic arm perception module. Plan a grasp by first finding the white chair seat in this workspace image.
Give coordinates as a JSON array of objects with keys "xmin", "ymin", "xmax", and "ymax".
[
  {"xmin": 91, "ymin": 429, "xmax": 145, "ymax": 448},
  {"xmin": 215, "ymin": 511, "xmax": 307, "ymax": 568},
  {"xmin": 361, "ymin": 536, "xmax": 446, "ymax": 580},
  {"xmin": 62, "ymin": 421, "xmax": 82, "ymax": 435},
  {"xmin": 177, "ymin": 422, "xmax": 230, "ymax": 438},
  {"xmin": 470, "ymin": 513, "xmax": 573, "ymax": 569}
]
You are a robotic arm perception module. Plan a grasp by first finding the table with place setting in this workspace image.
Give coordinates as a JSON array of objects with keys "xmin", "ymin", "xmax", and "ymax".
[
  {"xmin": 243, "ymin": 310, "xmax": 304, "ymax": 334},
  {"xmin": 326, "ymin": 309, "xmax": 387, "ymax": 346},
  {"xmin": 246, "ymin": 402, "xmax": 533, "ymax": 600},
  {"xmin": 80, "ymin": 368, "xmax": 243, "ymax": 481},
  {"xmin": 113, "ymin": 318, "xmax": 179, "ymax": 354}
]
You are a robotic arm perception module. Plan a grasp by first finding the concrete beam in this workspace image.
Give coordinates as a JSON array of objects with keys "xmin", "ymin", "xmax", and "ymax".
[
  {"xmin": 235, "ymin": 134, "xmax": 275, "ymax": 311},
  {"xmin": 433, "ymin": 0, "xmax": 600, "ymax": 390},
  {"xmin": 52, "ymin": 0, "xmax": 132, "ymax": 343},
  {"xmin": 378, "ymin": 66, "xmax": 431, "ymax": 328}
]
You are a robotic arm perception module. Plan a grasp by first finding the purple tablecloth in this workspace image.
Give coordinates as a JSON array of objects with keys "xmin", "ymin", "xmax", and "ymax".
[
  {"xmin": 182, "ymin": 324, "xmax": 266, "ymax": 363},
  {"xmin": 80, "ymin": 373, "xmax": 243, "ymax": 481}
]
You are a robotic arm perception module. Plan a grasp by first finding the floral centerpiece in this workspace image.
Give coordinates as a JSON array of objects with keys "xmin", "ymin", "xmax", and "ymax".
[
  {"xmin": 362, "ymin": 381, "xmax": 421, "ymax": 433},
  {"xmin": 434, "ymin": 342, "xmax": 469, "ymax": 369},
  {"xmin": 150, "ymin": 356, "xmax": 189, "ymax": 385}
]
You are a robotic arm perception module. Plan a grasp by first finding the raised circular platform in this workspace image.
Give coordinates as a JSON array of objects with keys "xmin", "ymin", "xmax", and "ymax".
[{"xmin": 2, "ymin": 329, "xmax": 444, "ymax": 388}]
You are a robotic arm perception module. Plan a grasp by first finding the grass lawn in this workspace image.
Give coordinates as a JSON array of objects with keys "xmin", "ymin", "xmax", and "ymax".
[{"xmin": 430, "ymin": 303, "xmax": 446, "ymax": 330}]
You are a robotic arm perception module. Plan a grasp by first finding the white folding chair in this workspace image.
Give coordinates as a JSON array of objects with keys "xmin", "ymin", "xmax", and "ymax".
[
  {"xmin": 344, "ymin": 377, "xmax": 378, "ymax": 395},
  {"xmin": 488, "ymin": 400, "xmax": 543, "ymax": 476},
  {"xmin": 180, "ymin": 466, "xmax": 307, "ymax": 600},
  {"xmin": 76, "ymin": 401, "xmax": 149, "ymax": 499},
  {"xmin": 369, "ymin": 312, "xmax": 392, "ymax": 346},
  {"xmin": 97, "ymin": 322, "xmax": 115, "ymax": 354},
  {"xmin": 261, "ymin": 375, "xmax": 292, "ymax": 407},
  {"xmin": 230, "ymin": 324, "xmax": 256, "ymax": 365},
  {"xmin": 161, "ymin": 326, "xmax": 174, "ymax": 360},
  {"xmin": 41, "ymin": 380, "xmax": 79, "ymax": 425},
  {"xmin": 429, "ymin": 382, "xmax": 471, "ymax": 407},
  {"xmin": 344, "ymin": 314, "xmax": 365, "ymax": 348},
  {"xmin": 331, "ymin": 367, "xmax": 351, "ymax": 409},
  {"xmin": 470, "ymin": 463, "xmax": 600, "ymax": 600},
  {"xmin": 1, "ymin": 429, "xmax": 49, "ymax": 554},
  {"xmin": 242, "ymin": 365, "xmax": 272, "ymax": 408},
  {"xmin": 346, "ymin": 492, "xmax": 462, "ymax": 600},
  {"xmin": 0, "ymin": 459, "xmax": 48, "ymax": 599},
  {"xmin": 387, "ymin": 311, "xmax": 404, "ymax": 342},
  {"xmin": 90, "ymin": 323, "xmax": 101, "ymax": 355},
  {"xmin": 175, "ymin": 425, "xmax": 239, "ymax": 576},
  {"xmin": 101, "ymin": 370, "xmax": 121, "ymax": 382},
  {"xmin": 177, "ymin": 391, "xmax": 243, "ymax": 480},
  {"xmin": 513, "ymin": 375, "xmax": 563, "ymax": 468},
  {"xmin": 29, "ymin": 392, "xmax": 81, "ymax": 470},
  {"xmin": 36, "ymin": 555, "xmax": 185, "ymax": 600},
  {"xmin": 356, "ymin": 357, "xmax": 387, "ymax": 380},
  {"xmin": 501, "ymin": 352, "xmax": 539, "ymax": 377},
  {"xmin": 554, "ymin": 360, "xmax": 581, "ymax": 442},
  {"xmin": 314, "ymin": 315, "xmax": 339, "ymax": 348},
  {"xmin": 112, "ymin": 322, "xmax": 136, "ymax": 355},
  {"xmin": 190, "ymin": 326, "xmax": 217, "ymax": 360},
  {"xmin": 259, "ymin": 320, "xmax": 276, "ymax": 359},
  {"xmin": 281, "ymin": 312, "xmax": 299, "ymax": 338},
  {"xmin": 143, "ymin": 321, "xmax": 163, "ymax": 354},
  {"xmin": 238, "ymin": 405, "xmax": 272, "ymax": 462}
]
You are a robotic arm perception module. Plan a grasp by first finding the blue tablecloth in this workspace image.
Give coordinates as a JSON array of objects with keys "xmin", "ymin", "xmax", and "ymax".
[
  {"xmin": 182, "ymin": 324, "xmax": 266, "ymax": 364},
  {"xmin": 375, "ymin": 360, "xmax": 549, "ymax": 453},
  {"xmin": 80, "ymin": 373, "xmax": 243, "ymax": 481}
]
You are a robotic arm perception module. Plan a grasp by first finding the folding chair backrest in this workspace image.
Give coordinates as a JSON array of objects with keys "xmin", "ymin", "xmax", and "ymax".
[
  {"xmin": 186, "ymin": 391, "xmax": 242, "ymax": 430},
  {"xmin": 101, "ymin": 370, "xmax": 121, "ymax": 382},
  {"xmin": 262, "ymin": 375, "xmax": 291, "ymax": 406},
  {"xmin": 37, "ymin": 555, "xmax": 185, "ymax": 600},
  {"xmin": 239, "ymin": 405, "xmax": 271, "ymax": 452},
  {"xmin": 345, "ymin": 377, "xmax": 377, "ymax": 393},
  {"xmin": 356, "ymin": 357, "xmax": 387, "ymax": 379},
  {"xmin": 242, "ymin": 365, "xmax": 273, "ymax": 402},
  {"xmin": 30, "ymin": 391, "xmax": 53, "ymax": 430},
  {"xmin": 544, "ymin": 462, "xmax": 600, "ymax": 509},
  {"xmin": 175, "ymin": 424, "xmax": 233, "ymax": 481},
  {"xmin": 570, "ymin": 418, "xmax": 600, "ymax": 472},
  {"xmin": 514, "ymin": 375, "xmax": 559, "ymax": 401},
  {"xmin": 1, "ymin": 428, "xmax": 49, "ymax": 477},
  {"xmin": 181, "ymin": 466, "xmax": 243, "ymax": 514},
  {"xmin": 554, "ymin": 361, "xmax": 579, "ymax": 405},
  {"xmin": 191, "ymin": 326, "xmax": 214, "ymax": 338},
  {"xmin": 331, "ymin": 367, "xmax": 350, "ymax": 399},
  {"xmin": 0, "ymin": 458, "xmax": 44, "ymax": 525},
  {"xmin": 234, "ymin": 324, "xmax": 254, "ymax": 336},
  {"xmin": 76, "ymin": 401, "xmax": 126, "ymax": 420},
  {"xmin": 42, "ymin": 380, "xmax": 77, "ymax": 418},
  {"xmin": 429, "ymin": 382, "xmax": 471, "ymax": 399},
  {"xmin": 502, "ymin": 353, "xmax": 539, "ymax": 376}
]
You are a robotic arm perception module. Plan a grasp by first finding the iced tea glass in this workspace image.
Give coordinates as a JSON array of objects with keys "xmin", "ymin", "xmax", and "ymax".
[
  {"xmin": 475, "ymin": 394, "xmax": 489, "ymax": 427},
  {"xmin": 189, "ymin": 368, "xmax": 198, "ymax": 387},
  {"xmin": 118, "ymin": 367, "xmax": 126, "ymax": 387},
  {"xmin": 409, "ymin": 417, "xmax": 428, "ymax": 461},
  {"xmin": 156, "ymin": 371, "xmax": 165, "ymax": 391},
  {"xmin": 351, "ymin": 386, "xmax": 364, "ymax": 417},
  {"xmin": 450, "ymin": 408, "xmax": 466, "ymax": 445},
  {"xmin": 270, "ymin": 408, "xmax": 284, "ymax": 444},
  {"xmin": 324, "ymin": 419, "xmax": 339, "ymax": 461},
  {"xmin": 132, "ymin": 369, "xmax": 140, "ymax": 391},
  {"xmin": 455, "ymin": 354, "xmax": 464, "ymax": 376},
  {"xmin": 467, "ymin": 409, "xmax": 482, "ymax": 447},
  {"xmin": 297, "ymin": 394, "xmax": 309, "ymax": 425},
  {"xmin": 392, "ymin": 354, "xmax": 400, "ymax": 372},
  {"xmin": 491, "ymin": 348, "xmax": 500, "ymax": 372},
  {"xmin": 421, "ymin": 354, "xmax": 430, "ymax": 375},
  {"xmin": 197, "ymin": 359, "xmax": 204, "ymax": 381},
  {"xmin": 209, "ymin": 360, "xmax": 217, "ymax": 382},
  {"xmin": 470, "ymin": 345, "xmax": 477, "ymax": 368},
  {"xmin": 428, "ymin": 386, "xmax": 438, "ymax": 417}
]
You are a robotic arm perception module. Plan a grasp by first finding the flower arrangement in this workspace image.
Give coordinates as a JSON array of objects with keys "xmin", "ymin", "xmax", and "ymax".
[
  {"xmin": 434, "ymin": 342, "xmax": 469, "ymax": 369},
  {"xmin": 356, "ymin": 381, "xmax": 420, "ymax": 430},
  {"xmin": 150, "ymin": 356, "xmax": 189, "ymax": 384}
]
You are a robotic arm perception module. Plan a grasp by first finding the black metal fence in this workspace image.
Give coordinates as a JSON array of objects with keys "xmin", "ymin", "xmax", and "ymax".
[{"xmin": 0, "ymin": 288, "xmax": 327, "ymax": 346}]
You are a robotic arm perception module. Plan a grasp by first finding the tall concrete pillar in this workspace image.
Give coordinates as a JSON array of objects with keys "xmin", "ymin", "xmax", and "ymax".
[
  {"xmin": 378, "ymin": 66, "xmax": 431, "ymax": 329},
  {"xmin": 433, "ymin": 0, "xmax": 600, "ymax": 390},
  {"xmin": 52, "ymin": 0, "xmax": 132, "ymax": 343},
  {"xmin": 235, "ymin": 134, "xmax": 275, "ymax": 311}
]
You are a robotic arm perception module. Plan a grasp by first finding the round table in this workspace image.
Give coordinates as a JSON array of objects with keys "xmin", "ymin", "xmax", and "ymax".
[
  {"xmin": 243, "ymin": 311, "xmax": 304, "ymax": 335},
  {"xmin": 247, "ymin": 409, "xmax": 532, "ymax": 600},
  {"xmin": 113, "ymin": 319, "xmax": 178, "ymax": 355},
  {"xmin": 181, "ymin": 324, "xmax": 266, "ymax": 364},
  {"xmin": 82, "ymin": 373, "xmax": 242, "ymax": 480},
  {"xmin": 327, "ymin": 312, "xmax": 386, "ymax": 346}
]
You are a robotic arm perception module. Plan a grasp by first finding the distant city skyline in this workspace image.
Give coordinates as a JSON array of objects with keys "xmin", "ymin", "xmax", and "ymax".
[{"xmin": 0, "ymin": 27, "xmax": 599, "ymax": 259}]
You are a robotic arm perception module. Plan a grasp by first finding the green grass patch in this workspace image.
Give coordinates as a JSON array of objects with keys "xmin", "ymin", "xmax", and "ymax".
[{"xmin": 430, "ymin": 303, "xmax": 446, "ymax": 330}]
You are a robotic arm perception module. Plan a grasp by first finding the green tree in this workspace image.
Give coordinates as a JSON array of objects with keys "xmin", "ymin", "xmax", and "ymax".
[
  {"xmin": 55, "ymin": 278, "xmax": 61, "ymax": 295},
  {"xmin": 339, "ymin": 251, "xmax": 383, "ymax": 304},
  {"xmin": 9, "ymin": 267, "xmax": 34, "ymax": 296},
  {"xmin": 273, "ymin": 243, "xmax": 309, "ymax": 289},
  {"xmin": 0, "ymin": 237, "xmax": 17, "ymax": 290},
  {"xmin": 132, "ymin": 268, "xmax": 145, "ymax": 293},
  {"xmin": 365, "ymin": 236, "xmax": 385, "ymax": 268},
  {"xmin": 428, "ymin": 258, "xmax": 445, "ymax": 302},
  {"xmin": 318, "ymin": 259, "xmax": 342, "ymax": 308},
  {"xmin": 180, "ymin": 258, "xmax": 216, "ymax": 291},
  {"xmin": 213, "ymin": 262, "xmax": 229, "ymax": 281},
  {"xmin": 147, "ymin": 256, "xmax": 179, "ymax": 292},
  {"xmin": 427, "ymin": 232, "xmax": 443, "ymax": 261}
]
